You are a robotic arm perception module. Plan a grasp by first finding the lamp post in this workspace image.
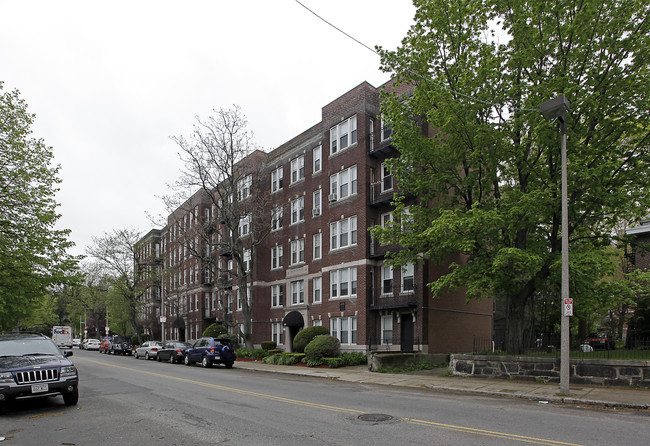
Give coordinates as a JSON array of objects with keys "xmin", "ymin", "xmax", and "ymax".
[{"xmin": 540, "ymin": 95, "xmax": 571, "ymax": 395}]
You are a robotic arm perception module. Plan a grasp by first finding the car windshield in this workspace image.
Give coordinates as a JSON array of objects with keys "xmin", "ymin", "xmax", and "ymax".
[{"xmin": 0, "ymin": 339, "xmax": 62, "ymax": 356}]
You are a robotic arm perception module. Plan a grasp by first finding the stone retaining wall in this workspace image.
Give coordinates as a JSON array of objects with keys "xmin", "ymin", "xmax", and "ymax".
[
  {"xmin": 368, "ymin": 352, "xmax": 449, "ymax": 372},
  {"xmin": 449, "ymin": 354, "xmax": 650, "ymax": 387}
]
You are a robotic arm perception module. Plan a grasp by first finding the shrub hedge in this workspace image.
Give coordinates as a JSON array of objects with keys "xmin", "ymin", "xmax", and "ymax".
[
  {"xmin": 293, "ymin": 326, "xmax": 329, "ymax": 353},
  {"xmin": 304, "ymin": 334, "xmax": 340, "ymax": 361}
]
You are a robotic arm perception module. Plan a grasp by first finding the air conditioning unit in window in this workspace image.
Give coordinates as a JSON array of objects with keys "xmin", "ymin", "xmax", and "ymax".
[
  {"xmin": 328, "ymin": 193, "xmax": 338, "ymax": 202},
  {"xmin": 312, "ymin": 208, "xmax": 321, "ymax": 217}
]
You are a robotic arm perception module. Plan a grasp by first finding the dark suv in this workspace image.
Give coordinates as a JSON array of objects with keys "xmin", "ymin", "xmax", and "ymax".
[
  {"xmin": 110, "ymin": 335, "xmax": 133, "ymax": 355},
  {"xmin": 0, "ymin": 332, "xmax": 79, "ymax": 408},
  {"xmin": 184, "ymin": 337, "xmax": 236, "ymax": 368}
]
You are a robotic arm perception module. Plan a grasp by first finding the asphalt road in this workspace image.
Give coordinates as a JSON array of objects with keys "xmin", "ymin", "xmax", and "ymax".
[{"xmin": 1, "ymin": 349, "xmax": 648, "ymax": 446}]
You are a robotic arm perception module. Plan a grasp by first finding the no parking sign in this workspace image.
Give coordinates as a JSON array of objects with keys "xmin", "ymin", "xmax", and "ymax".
[{"xmin": 563, "ymin": 298, "xmax": 573, "ymax": 316}]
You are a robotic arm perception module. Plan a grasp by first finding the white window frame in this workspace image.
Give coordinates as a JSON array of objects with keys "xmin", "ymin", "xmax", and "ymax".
[
  {"xmin": 271, "ymin": 206, "xmax": 283, "ymax": 231},
  {"xmin": 291, "ymin": 155, "xmax": 305, "ymax": 183},
  {"xmin": 369, "ymin": 117, "xmax": 375, "ymax": 152},
  {"xmin": 330, "ymin": 316, "xmax": 357, "ymax": 345},
  {"xmin": 312, "ymin": 277, "xmax": 322, "ymax": 303},
  {"xmin": 312, "ymin": 189, "xmax": 322, "ymax": 216},
  {"xmin": 237, "ymin": 174, "xmax": 252, "ymax": 200},
  {"xmin": 330, "ymin": 216, "xmax": 357, "ymax": 251},
  {"xmin": 330, "ymin": 267, "xmax": 357, "ymax": 298},
  {"xmin": 381, "ymin": 212, "xmax": 393, "ymax": 228},
  {"xmin": 382, "ymin": 264, "xmax": 393, "ymax": 295},
  {"xmin": 313, "ymin": 145, "xmax": 322, "ymax": 173},
  {"xmin": 238, "ymin": 214, "xmax": 251, "ymax": 237},
  {"xmin": 271, "ymin": 284, "xmax": 283, "ymax": 307},
  {"xmin": 291, "ymin": 197, "xmax": 305, "ymax": 224},
  {"xmin": 330, "ymin": 115, "xmax": 357, "ymax": 154},
  {"xmin": 381, "ymin": 315, "xmax": 393, "ymax": 345},
  {"xmin": 243, "ymin": 249, "xmax": 251, "ymax": 272},
  {"xmin": 271, "ymin": 167, "xmax": 283, "ymax": 193},
  {"xmin": 330, "ymin": 165, "xmax": 357, "ymax": 201},
  {"xmin": 290, "ymin": 238, "xmax": 305, "ymax": 265},
  {"xmin": 291, "ymin": 280, "xmax": 305, "ymax": 304},
  {"xmin": 402, "ymin": 262, "xmax": 415, "ymax": 293},
  {"xmin": 381, "ymin": 162, "xmax": 393, "ymax": 192},
  {"xmin": 272, "ymin": 322, "xmax": 283, "ymax": 345},
  {"xmin": 271, "ymin": 245, "xmax": 283, "ymax": 270},
  {"xmin": 313, "ymin": 232, "xmax": 322, "ymax": 260},
  {"xmin": 380, "ymin": 115, "xmax": 392, "ymax": 141}
]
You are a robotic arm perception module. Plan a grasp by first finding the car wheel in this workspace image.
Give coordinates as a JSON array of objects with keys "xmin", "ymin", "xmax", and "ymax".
[
  {"xmin": 145, "ymin": 352, "xmax": 150, "ymax": 360},
  {"xmin": 134, "ymin": 351, "xmax": 139, "ymax": 359},
  {"xmin": 224, "ymin": 362, "xmax": 233, "ymax": 369},
  {"xmin": 169, "ymin": 355, "xmax": 175, "ymax": 364},
  {"xmin": 63, "ymin": 388, "xmax": 79, "ymax": 406},
  {"xmin": 202, "ymin": 356, "xmax": 211, "ymax": 368},
  {"xmin": 184, "ymin": 354, "xmax": 191, "ymax": 366}
]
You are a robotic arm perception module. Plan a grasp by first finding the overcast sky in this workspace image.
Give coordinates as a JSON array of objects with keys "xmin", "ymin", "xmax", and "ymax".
[{"xmin": 1, "ymin": 0, "xmax": 415, "ymax": 256}]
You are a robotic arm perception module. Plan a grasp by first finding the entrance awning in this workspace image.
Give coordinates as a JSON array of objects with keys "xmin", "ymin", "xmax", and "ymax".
[
  {"xmin": 171, "ymin": 317, "xmax": 185, "ymax": 329},
  {"xmin": 282, "ymin": 310, "xmax": 304, "ymax": 327}
]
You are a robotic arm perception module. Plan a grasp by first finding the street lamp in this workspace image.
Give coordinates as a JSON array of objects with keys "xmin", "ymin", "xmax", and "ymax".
[{"xmin": 540, "ymin": 94, "xmax": 571, "ymax": 395}]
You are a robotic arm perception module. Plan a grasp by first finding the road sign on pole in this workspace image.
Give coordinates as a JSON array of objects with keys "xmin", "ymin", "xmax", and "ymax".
[{"xmin": 563, "ymin": 298, "xmax": 573, "ymax": 317}]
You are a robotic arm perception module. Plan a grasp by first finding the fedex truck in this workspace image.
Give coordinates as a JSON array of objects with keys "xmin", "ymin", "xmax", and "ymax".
[{"xmin": 52, "ymin": 326, "xmax": 73, "ymax": 349}]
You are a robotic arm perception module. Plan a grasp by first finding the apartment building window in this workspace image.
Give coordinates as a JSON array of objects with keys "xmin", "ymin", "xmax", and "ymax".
[
  {"xmin": 330, "ymin": 267, "xmax": 357, "ymax": 298},
  {"xmin": 382, "ymin": 264, "xmax": 393, "ymax": 294},
  {"xmin": 291, "ymin": 155, "xmax": 305, "ymax": 183},
  {"xmin": 402, "ymin": 262, "xmax": 414, "ymax": 293},
  {"xmin": 290, "ymin": 238, "xmax": 305, "ymax": 265},
  {"xmin": 381, "ymin": 115, "xmax": 392, "ymax": 141},
  {"xmin": 272, "ymin": 322, "xmax": 283, "ymax": 345},
  {"xmin": 313, "ymin": 233, "xmax": 322, "ymax": 260},
  {"xmin": 312, "ymin": 189, "xmax": 322, "ymax": 217},
  {"xmin": 330, "ymin": 115, "xmax": 357, "ymax": 154},
  {"xmin": 369, "ymin": 117, "xmax": 375, "ymax": 151},
  {"xmin": 330, "ymin": 216, "xmax": 357, "ymax": 250},
  {"xmin": 313, "ymin": 319, "xmax": 322, "ymax": 327},
  {"xmin": 313, "ymin": 145, "xmax": 322, "ymax": 173},
  {"xmin": 291, "ymin": 197, "xmax": 304, "ymax": 224},
  {"xmin": 271, "ymin": 245, "xmax": 283, "ymax": 270},
  {"xmin": 381, "ymin": 162, "xmax": 393, "ymax": 192},
  {"xmin": 194, "ymin": 293, "xmax": 199, "ymax": 313},
  {"xmin": 381, "ymin": 315, "xmax": 393, "ymax": 345},
  {"xmin": 243, "ymin": 249, "xmax": 251, "ymax": 272},
  {"xmin": 271, "ymin": 167, "xmax": 283, "ymax": 192},
  {"xmin": 237, "ymin": 175, "xmax": 252, "ymax": 200},
  {"xmin": 238, "ymin": 214, "xmax": 251, "ymax": 237},
  {"xmin": 330, "ymin": 316, "xmax": 357, "ymax": 345},
  {"xmin": 271, "ymin": 205, "xmax": 283, "ymax": 230},
  {"xmin": 329, "ymin": 165, "xmax": 357, "ymax": 201},
  {"xmin": 313, "ymin": 277, "xmax": 322, "ymax": 303},
  {"xmin": 291, "ymin": 280, "xmax": 305, "ymax": 304},
  {"xmin": 271, "ymin": 284, "xmax": 283, "ymax": 307},
  {"xmin": 381, "ymin": 212, "xmax": 393, "ymax": 228}
]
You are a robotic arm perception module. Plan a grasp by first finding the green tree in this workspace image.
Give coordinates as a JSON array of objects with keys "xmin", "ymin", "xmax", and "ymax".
[
  {"xmin": 87, "ymin": 228, "xmax": 142, "ymax": 341},
  {"xmin": 0, "ymin": 82, "xmax": 80, "ymax": 330},
  {"xmin": 375, "ymin": 0, "xmax": 650, "ymax": 353}
]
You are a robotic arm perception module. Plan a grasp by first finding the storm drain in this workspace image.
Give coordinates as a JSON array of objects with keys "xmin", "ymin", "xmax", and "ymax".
[{"xmin": 357, "ymin": 413, "xmax": 395, "ymax": 423}]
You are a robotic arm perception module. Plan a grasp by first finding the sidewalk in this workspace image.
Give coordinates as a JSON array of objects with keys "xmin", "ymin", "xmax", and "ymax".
[{"xmin": 234, "ymin": 360, "xmax": 650, "ymax": 411}]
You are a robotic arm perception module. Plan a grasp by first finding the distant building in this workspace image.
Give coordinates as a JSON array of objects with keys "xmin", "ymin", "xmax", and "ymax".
[{"xmin": 135, "ymin": 80, "xmax": 493, "ymax": 352}]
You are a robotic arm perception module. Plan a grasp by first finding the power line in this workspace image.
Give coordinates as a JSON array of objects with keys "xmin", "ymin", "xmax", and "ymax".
[{"xmin": 294, "ymin": 0, "xmax": 538, "ymax": 113}]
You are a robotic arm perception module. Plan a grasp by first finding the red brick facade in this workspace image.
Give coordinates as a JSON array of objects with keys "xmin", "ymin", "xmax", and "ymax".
[{"xmin": 136, "ymin": 81, "xmax": 493, "ymax": 353}]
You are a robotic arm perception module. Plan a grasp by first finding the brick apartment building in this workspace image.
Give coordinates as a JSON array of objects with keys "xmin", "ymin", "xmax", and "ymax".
[{"xmin": 135, "ymin": 80, "xmax": 493, "ymax": 353}]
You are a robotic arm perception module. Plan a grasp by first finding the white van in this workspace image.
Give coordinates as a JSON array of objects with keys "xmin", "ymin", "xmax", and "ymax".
[{"xmin": 52, "ymin": 326, "xmax": 73, "ymax": 349}]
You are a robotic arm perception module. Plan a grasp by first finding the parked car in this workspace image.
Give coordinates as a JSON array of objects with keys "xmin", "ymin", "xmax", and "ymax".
[
  {"xmin": 134, "ymin": 341, "xmax": 164, "ymax": 360},
  {"xmin": 156, "ymin": 341, "xmax": 192, "ymax": 364},
  {"xmin": 85, "ymin": 339, "xmax": 101, "ymax": 351},
  {"xmin": 72, "ymin": 338, "xmax": 81, "ymax": 348},
  {"xmin": 99, "ymin": 338, "xmax": 111, "ymax": 353},
  {"xmin": 584, "ymin": 331, "xmax": 615, "ymax": 350},
  {"xmin": 109, "ymin": 335, "xmax": 133, "ymax": 355},
  {"xmin": 183, "ymin": 337, "xmax": 236, "ymax": 368},
  {"xmin": 0, "ymin": 332, "xmax": 79, "ymax": 408}
]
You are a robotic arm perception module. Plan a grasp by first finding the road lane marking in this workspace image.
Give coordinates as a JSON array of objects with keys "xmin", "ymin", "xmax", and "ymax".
[{"xmin": 78, "ymin": 357, "xmax": 584, "ymax": 445}]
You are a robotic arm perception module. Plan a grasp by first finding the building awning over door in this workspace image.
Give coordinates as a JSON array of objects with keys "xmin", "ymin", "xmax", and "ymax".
[
  {"xmin": 282, "ymin": 310, "xmax": 304, "ymax": 327},
  {"xmin": 171, "ymin": 317, "xmax": 185, "ymax": 329}
]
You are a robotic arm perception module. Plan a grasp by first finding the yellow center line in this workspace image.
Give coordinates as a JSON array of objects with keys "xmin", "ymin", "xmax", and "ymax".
[{"xmin": 78, "ymin": 357, "xmax": 584, "ymax": 445}]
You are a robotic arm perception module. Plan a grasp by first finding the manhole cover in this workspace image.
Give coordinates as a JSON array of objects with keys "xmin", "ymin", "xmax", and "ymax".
[{"xmin": 357, "ymin": 413, "xmax": 394, "ymax": 423}]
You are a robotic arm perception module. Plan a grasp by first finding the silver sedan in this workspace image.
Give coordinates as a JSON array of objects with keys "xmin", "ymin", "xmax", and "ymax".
[{"xmin": 134, "ymin": 341, "xmax": 164, "ymax": 360}]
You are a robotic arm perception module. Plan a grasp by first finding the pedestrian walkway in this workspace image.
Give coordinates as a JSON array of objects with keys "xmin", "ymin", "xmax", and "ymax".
[{"xmin": 234, "ymin": 360, "xmax": 650, "ymax": 411}]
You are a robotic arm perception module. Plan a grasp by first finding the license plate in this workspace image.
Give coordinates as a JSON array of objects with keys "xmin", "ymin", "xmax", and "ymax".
[{"xmin": 31, "ymin": 384, "xmax": 48, "ymax": 393}]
